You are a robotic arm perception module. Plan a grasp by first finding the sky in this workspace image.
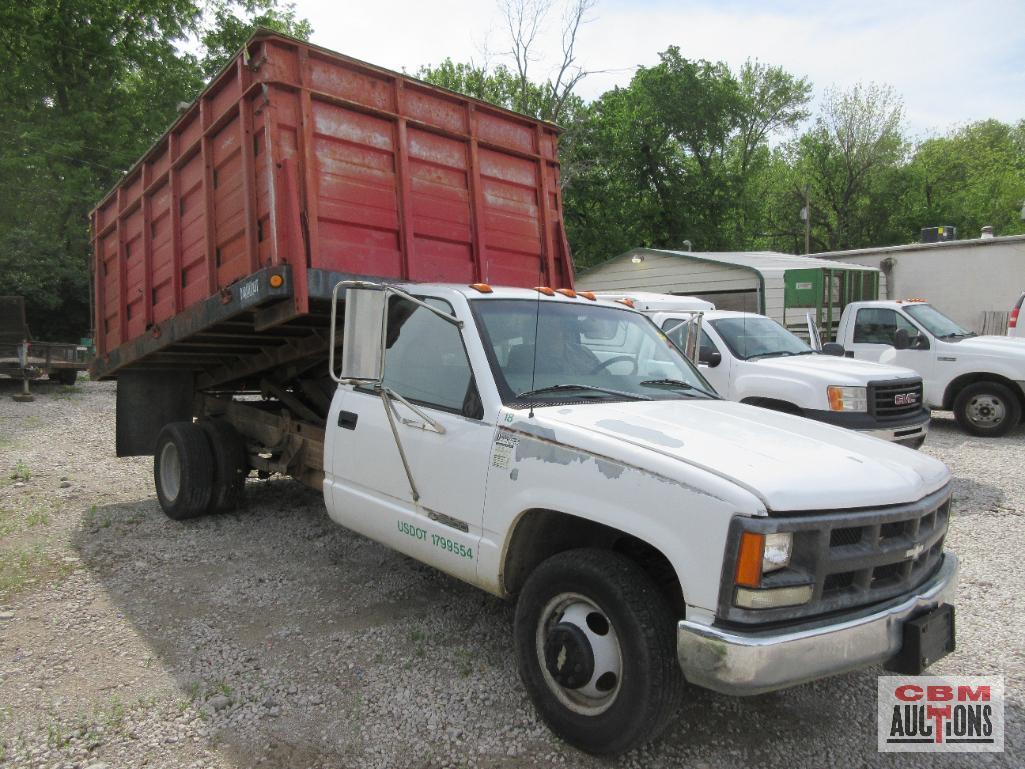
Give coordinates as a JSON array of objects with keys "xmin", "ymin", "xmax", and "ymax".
[{"xmin": 289, "ymin": 0, "xmax": 1025, "ymax": 140}]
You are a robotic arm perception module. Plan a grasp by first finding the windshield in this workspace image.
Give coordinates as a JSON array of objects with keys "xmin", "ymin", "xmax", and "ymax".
[
  {"xmin": 708, "ymin": 316, "xmax": 812, "ymax": 360},
  {"xmin": 904, "ymin": 304, "xmax": 972, "ymax": 337},
  {"xmin": 471, "ymin": 299, "xmax": 715, "ymax": 403}
]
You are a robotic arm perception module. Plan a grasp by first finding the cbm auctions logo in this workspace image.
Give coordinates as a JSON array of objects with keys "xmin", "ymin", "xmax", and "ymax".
[{"xmin": 878, "ymin": 676, "xmax": 1004, "ymax": 752}]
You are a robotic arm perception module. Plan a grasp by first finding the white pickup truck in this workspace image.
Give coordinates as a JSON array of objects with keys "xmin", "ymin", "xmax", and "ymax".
[
  {"xmin": 154, "ymin": 281, "xmax": 959, "ymax": 755},
  {"xmin": 836, "ymin": 299, "xmax": 1025, "ymax": 436},
  {"xmin": 598, "ymin": 293, "xmax": 930, "ymax": 447}
]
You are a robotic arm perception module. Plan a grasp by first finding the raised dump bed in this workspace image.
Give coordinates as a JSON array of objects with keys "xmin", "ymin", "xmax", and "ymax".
[{"xmin": 91, "ymin": 30, "xmax": 573, "ymax": 396}]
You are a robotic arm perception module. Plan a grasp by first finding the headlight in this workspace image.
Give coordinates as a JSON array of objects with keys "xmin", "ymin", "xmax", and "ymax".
[
  {"xmin": 762, "ymin": 532, "xmax": 792, "ymax": 573},
  {"xmin": 827, "ymin": 385, "xmax": 867, "ymax": 412}
]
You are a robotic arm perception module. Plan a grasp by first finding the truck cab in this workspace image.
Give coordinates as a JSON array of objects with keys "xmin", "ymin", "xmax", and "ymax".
[
  {"xmin": 620, "ymin": 297, "xmax": 930, "ymax": 447},
  {"xmin": 837, "ymin": 300, "xmax": 1025, "ymax": 436}
]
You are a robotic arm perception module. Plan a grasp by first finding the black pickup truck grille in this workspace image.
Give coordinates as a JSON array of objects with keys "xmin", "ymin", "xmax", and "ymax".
[
  {"xmin": 720, "ymin": 486, "xmax": 951, "ymax": 625},
  {"xmin": 870, "ymin": 378, "xmax": 924, "ymax": 420}
]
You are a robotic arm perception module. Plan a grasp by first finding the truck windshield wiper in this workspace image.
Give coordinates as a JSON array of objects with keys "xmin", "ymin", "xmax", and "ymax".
[
  {"xmin": 515, "ymin": 383, "xmax": 651, "ymax": 401},
  {"xmin": 639, "ymin": 379, "xmax": 718, "ymax": 398},
  {"xmin": 939, "ymin": 332, "xmax": 975, "ymax": 339},
  {"xmin": 746, "ymin": 351, "xmax": 792, "ymax": 360}
]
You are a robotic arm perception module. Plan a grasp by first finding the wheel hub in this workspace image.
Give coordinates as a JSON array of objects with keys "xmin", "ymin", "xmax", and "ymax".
[
  {"xmin": 543, "ymin": 622, "xmax": 594, "ymax": 689},
  {"xmin": 967, "ymin": 394, "xmax": 1005, "ymax": 426},
  {"xmin": 535, "ymin": 594, "xmax": 624, "ymax": 715}
]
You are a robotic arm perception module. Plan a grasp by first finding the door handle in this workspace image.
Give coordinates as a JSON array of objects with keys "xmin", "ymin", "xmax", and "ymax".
[{"xmin": 338, "ymin": 410, "xmax": 358, "ymax": 430}]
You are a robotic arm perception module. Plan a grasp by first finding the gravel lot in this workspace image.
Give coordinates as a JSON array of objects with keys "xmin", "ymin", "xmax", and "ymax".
[{"xmin": 0, "ymin": 378, "xmax": 1022, "ymax": 768}]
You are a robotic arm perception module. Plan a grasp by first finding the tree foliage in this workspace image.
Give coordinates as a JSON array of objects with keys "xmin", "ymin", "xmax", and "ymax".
[{"xmin": 0, "ymin": 0, "xmax": 310, "ymax": 341}]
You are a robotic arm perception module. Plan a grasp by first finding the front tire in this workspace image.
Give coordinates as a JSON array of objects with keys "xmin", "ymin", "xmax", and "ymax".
[
  {"xmin": 154, "ymin": 422, "xmax": 214, "ymax": 520},
  {"xmin": 953, "ymin": 382, "xmax": 1021, "ymax": 437},
  {"xmin": 514, "ymin": 549, "xmax": 683, "ymax": 755}
]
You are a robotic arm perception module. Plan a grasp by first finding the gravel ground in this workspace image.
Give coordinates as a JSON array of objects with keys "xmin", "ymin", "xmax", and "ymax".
[{"xmin": 0, "ymin": 378, "xmax": 1022, "ymax": 768}]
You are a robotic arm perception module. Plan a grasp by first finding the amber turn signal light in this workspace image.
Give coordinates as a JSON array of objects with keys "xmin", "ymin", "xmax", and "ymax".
[
  {"xmin": 734, "ymin": 532, "xmax": 764, "ymax": 588},
  {"xmin": 269, "ymin": 273, "xmax": 284, "ymax": 288}
]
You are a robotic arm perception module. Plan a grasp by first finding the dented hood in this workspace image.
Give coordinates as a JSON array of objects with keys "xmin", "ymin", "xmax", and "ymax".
[{"xmin": 524, "ymin": 399, "xmax": 949, "ymax": 512}]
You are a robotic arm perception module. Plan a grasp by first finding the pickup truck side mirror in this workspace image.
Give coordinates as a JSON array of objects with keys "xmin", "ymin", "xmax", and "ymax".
[
  {"xmin": 893, "ymin": 328, "xmax": 911, "ymax": 350},
  {"xmin": 821, "ymin": 342, "xmax": 846, "ymax": 357},
  {"xmin": 336, "ymin": 286, "xmax": 387, "ymax": 383},
  {"xmin": 698, "ymin": 348, "xmax": 722, "ymax": 367}
]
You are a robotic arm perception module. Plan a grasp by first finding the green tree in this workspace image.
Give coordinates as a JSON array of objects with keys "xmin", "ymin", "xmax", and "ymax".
[
  {"xmin": 0, "ymin": 0, "xmax": 310, "ymax": 341},
  {"xmin": 770, "ymin": 83, "xmax": 908, "ymax": 253},
  {"xmin": 561, "ymin": 48, "xmax": 810, "ymax": 267},
  {"xmin": 900, "ymin": 119, "xmax": 1025, "ymax": 238}
]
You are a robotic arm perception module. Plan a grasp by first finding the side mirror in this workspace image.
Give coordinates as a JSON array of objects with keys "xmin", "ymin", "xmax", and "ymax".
[
  {"xmin": 893, "ymin": 328, "xmax": 911, "ymax": 350},
  {"xmin": 698, "ymin": 348, "xmax": 722, "ymax": 367},
  {"xmin": 337, "ymin": 286, "xmax": 387, "ymax": 383},
  {"xmin": 821, "ymin": 342, "xmax": 846, "ymax": 357}
]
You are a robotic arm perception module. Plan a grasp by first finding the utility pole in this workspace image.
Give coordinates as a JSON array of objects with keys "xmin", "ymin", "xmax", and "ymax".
[{"xmin": 802, "ymin": 186, "xmax": 811, "ymax": 255}]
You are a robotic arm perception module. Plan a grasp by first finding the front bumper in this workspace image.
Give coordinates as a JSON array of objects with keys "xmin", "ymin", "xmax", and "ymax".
[
  {"xmin": 804, "ymin": 407, "xmax": 930, "ymax": 445},
  {"xmin": 858, "ymin": 415, "xmax": 929, "ymax": 445},
  {"xmin": 677, "ymin": 553, "xmax": 958, "ymax": 696}
]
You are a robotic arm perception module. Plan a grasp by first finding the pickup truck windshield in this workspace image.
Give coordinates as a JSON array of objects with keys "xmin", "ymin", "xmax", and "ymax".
[
  {"xmin": 472, "ymin": 300, "xmax": 715, "ymax": 403},
  {"xmin": 904, "ymin": 304, "xmax": 973, "ymax": 338},
  {"xmin": 708, "ymin": 317, "xmax": 812, "ymax": 360}
]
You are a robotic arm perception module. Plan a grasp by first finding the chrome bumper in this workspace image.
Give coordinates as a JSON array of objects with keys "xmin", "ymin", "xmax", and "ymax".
[
  {"xmin": 677, "ymin": 553, "xmax": 958, "ymax": 696},
  {"xmin": 859, "ymin": 415, "xmax": 930, "ymax": 444}
]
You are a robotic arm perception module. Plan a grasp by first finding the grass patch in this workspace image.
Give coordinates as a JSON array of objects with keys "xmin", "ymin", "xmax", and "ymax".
[
  {"xmin": 9, "ymin": 460, "xmax": 30, "ymax": 482},
  {"xmin": 0, "ymin": 545, "xmax": 77, "ymax": 599},
  {"xmin": 25, "ymin": 507, "xmax": 50, "ymax": 528}
]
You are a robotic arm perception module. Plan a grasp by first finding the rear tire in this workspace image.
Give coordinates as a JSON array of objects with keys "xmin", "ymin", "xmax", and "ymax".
[
  {"xmin": 514, "ymin": 548, "xmax": 683, "ymax": 755},
  {"xmin": 154, "ymin": 422, "xmax": 214, "ymax": 520},
  {"xmin": 953, "ymin": 382, "xmax": 1021, "ymax": 437},
  {"xmin": 200, "ymin": 420, "xmax": 248, "ymax": 513}
]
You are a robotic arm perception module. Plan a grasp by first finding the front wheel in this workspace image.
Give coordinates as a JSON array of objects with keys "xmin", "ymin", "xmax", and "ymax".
[
  {"xmin": 953, "ymin": 382, "xmax": 1022, "ymax": 437},
  {"xmin": 513, "ymin": 549, "xmax": 683, "ymax": 755}
]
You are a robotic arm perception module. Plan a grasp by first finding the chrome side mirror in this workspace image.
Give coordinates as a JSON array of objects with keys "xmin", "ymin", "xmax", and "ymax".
[{"xmin": 329, "ymin": 283, "xmax": 387, "ymax": 384}]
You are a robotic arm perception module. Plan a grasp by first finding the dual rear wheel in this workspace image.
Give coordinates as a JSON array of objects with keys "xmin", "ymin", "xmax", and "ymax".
[{"xmin": 154, "ymin": 421, "xmax": 248, "ymax": 519}]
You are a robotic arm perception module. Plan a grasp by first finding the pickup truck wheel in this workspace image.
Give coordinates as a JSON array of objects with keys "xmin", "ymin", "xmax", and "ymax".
[
  {"xmin": 200, "ymin": 420, "xmax": 249, "ymax": 513},
  {"xmin": 514, "ymin": 549, "xmax": 682, "ymax": 755},
  {"xmin": 953, "ymin": 382, "xmax": 1021, "ymax": 437},
  {"xmin": 154, "ymin": 422, "xmax": 214, "ymax": 520}
]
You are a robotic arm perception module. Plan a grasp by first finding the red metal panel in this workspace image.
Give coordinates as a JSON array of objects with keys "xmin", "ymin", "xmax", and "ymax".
[{"xmin": 90, "ymin": 31, "xmax": 572, "ymax": 360}]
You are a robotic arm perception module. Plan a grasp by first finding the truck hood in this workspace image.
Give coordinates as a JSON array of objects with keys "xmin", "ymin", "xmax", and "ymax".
[
  {"xmin": 747, "ymin": 353, "xmax": 919, "ymax": 384},
  {"xmin": 945, "ymin": 335, "xmax": 1025, "ymax": 363},
  {"xmin": 524, "ymin": 399, "xmax": 949, "ymax": 513}
]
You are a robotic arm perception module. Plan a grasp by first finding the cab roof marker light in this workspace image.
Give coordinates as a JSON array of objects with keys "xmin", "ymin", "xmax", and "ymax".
[
  {"xmin": 555, "ymin": 288, "xmax": 577, "ymax": 298},
  {"xmin": 535, "ymin": 286, "xmax": 556, "ymax": 296},
  {"xmin": 469, "ymin": 283, "xmax": 493, "ymax": 293},
  {"xmin": 578, "ymin": 291, "xmax": 597, "ymax": 301},
  {"xmin": 615, "ymin": 298, "xmax": 635, "ymax": 308}
]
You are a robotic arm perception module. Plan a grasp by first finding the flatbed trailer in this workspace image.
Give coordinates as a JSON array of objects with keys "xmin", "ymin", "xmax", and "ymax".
[
  {"xmin": 92, "ymin": 30, "xmax": 574, "ymax": 482},
  {"xmin": 1, "ymin": 296, "xmax": 90, "ymax": 392}
]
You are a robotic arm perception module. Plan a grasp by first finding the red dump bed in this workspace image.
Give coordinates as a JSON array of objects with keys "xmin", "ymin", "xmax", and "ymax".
[{"xmin": 91, "ymin": 31, "xmax": 573, "ymax": 370}]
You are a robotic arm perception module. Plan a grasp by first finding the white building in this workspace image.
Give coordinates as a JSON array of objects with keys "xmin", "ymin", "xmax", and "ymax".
[{"xmin": 817, "ymin": 234, "xmax": 1025, "ymax": 333}]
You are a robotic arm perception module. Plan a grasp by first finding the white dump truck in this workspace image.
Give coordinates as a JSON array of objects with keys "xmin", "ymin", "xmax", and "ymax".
[
  {"xmin": 836, "ymin": 299, "xmax": 1025, "ymax": 436},
  {"xmin": 96, "ymin": 34, "xmax": 958, "ymax": 756}
]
